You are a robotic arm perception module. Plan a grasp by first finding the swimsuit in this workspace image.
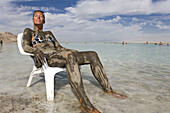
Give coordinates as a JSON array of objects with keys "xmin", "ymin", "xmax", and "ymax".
[{"xmin": 32, "ymin": 33, "xmax": 55, "ymax": 46}]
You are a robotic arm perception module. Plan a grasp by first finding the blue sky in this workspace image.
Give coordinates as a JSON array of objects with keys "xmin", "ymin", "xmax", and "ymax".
[{"xmin": 0, "ymin": 0, "xmax": 170, "ymax": 42}]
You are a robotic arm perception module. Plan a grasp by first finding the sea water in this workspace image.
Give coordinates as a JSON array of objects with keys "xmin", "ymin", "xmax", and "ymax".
[{"xmin": 0, "ymin": 42, "xmax": 170, "ymax": 113}]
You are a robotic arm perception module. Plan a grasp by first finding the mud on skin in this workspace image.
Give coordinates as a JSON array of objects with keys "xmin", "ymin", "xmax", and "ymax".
[{"xmin": 22, "ymin": 28, "xmax": 120, "ymax": 112}]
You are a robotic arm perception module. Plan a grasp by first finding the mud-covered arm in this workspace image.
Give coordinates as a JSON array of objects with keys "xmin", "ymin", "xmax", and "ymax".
[
  {"xmin": 48, "ymin": 31, "xmax": 78, "ymax": 52},
  {"xmin": 22, "ymin": 28, "xmax": 45, "ymax": 68},
  {"xmin": 22, "ymin": 28, "xmax": 36, "ymax": 53}
]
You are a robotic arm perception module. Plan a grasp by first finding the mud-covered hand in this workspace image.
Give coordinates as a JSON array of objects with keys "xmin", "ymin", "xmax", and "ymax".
[{"xmin": 33, "ymin": 49, "xmax": 45, "ymax": 68}]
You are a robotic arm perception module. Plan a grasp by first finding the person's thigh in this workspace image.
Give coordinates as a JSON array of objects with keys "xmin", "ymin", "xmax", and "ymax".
[
  {"xmin": 46, "ymin": 51, "xmax": 96, "ymax": 67},
  {"xmin": 46, "ymin": 51, "xmax": 70, "ymax": 68},
  {"xmin": 75, "ymin": 51, "xmax": 96, "ymax": 65}
]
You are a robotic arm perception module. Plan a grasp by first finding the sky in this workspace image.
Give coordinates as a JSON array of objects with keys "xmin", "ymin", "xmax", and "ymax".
[{"xmin": 0, "ymin": 0, "xmax": 170, "ymax": 42}]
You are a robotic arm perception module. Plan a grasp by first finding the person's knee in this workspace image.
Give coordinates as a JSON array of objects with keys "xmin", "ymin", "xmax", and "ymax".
[
  {"xmin": 65, "ymin": 51, "xmax": 77, "ymax": 63},
  {"xmin": 65, "ymin": 51, "xmax": 74, "ymax": 58},
  {"xmin": 89, "ymin": 51, "xmax": 99, "ymax": 63},
  {"xmin": 90, "ymin": 51, "xmax": 98, "ymax": 59},
  {"xmin": 91, "ymin": 51, "xmax": 98, "ymax": 57}
]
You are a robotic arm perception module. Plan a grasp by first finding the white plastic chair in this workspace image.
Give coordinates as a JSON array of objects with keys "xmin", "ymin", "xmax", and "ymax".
[{"xmin": 17, "ymin": 33, "xmax": 65, "ymax": 101}]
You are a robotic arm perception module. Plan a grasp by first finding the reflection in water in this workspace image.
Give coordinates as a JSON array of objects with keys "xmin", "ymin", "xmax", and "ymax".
[{"xmin": 0, "ymin": 45, "xmax": 3, "ymax": 54}]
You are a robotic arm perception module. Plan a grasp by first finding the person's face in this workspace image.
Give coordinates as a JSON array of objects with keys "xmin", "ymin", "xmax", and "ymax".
[{"xmin": 32, "ymin": 11, "xmax": 45, "ymax": 25}]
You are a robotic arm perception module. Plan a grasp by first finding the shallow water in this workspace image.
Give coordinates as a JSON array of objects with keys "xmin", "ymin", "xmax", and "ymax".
[{"xmin": 0, "ymin": 43, "xmax": 170, "ymax": 113}]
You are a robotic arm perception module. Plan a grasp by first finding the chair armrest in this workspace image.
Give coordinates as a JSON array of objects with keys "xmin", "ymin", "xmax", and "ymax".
[{"xmin": 17, "ymin": 33, "xmax": 34, "ymax": 56}]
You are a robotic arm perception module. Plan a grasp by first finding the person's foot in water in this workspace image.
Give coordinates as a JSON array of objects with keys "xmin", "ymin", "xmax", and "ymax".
[
  {"xmin": 81, "ymin": 105, "xmax": 101, "ymax": 113},
  {"xmin": 104, "ymin": 90, "xmax": 127, "ymax": 99}
]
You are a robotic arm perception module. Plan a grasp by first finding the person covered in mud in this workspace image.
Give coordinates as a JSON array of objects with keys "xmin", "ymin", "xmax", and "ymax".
[{"xmin": 22, "ymin": 10, "xmax": 127, "ymax": 113}]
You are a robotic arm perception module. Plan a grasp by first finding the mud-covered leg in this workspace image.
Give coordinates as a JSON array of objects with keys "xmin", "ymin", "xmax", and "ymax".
[
  {"xmin": 65, "ymin": 52, "xmax": 101, "ymax": 113},
  {"xmin": 86, "ymin": 52, "xmax": 112, "ymax": 91},
  {"xmin": 77, "ymin": 51, "xmax": 127, "ymax": 99},
  {"xmin": 89, "ymin": 52, "xmax": 127, "ymax": 98},
  {"xmin": 90, "ymin": 52, "xmax": 127, "ymax": 98}
]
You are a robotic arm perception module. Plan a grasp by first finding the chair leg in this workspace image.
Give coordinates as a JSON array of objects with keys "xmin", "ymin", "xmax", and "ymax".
[
  {"xmin": 26, "ymin": 66, "xmax": 37, "ymax": 87},
  {"xmin": 44, "ymin": 71, "xmax": 55, "ymax": 101},
  {"xmin": 26, "ymin": 73, "xmax": 34, "ymax": 87}
]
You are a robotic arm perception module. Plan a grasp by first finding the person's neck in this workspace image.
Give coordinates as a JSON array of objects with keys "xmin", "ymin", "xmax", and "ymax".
[{"xmin": 34, "ymin": 24, "xmax": 43, "ymax": 31}]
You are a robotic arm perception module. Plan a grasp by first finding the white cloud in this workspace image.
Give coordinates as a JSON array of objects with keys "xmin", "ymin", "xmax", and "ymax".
[
  {"xmin": 105, "ymin": 16, "xmax": 121, "ymax": 23},
  {"xmin": 16, "ymin": 5, "xmax": 61, "ymax": 12},
  {"xmin": 45, "ymin": 13, "xmax": 144, "ymax": 42},
  {"xmin": 0, "ymin": 1, "xmax": 32, "ymax": 33},
  {"xmin": 0, "ymin": 0, "xmax": 170, "ymax": 42},
  {"xmin": 66, "ymin": 0, "xmax": 170, "ymax": 19},
  {"xmin": 14, "ymin": 0, "xmax": 41, "ymax": 1},
  {"xmin": 151, "ymin": 0, "xmax": 170, "ymax": 14},
  {"xmin": 155, "ymin": 21, "xmax": 170, "ymax": 29},
  {"xmin": 0, "ymin": 1, "xmax": 60, "ymax": 34},
  {"xmin": 156, "ymin": 24, "xmax": 170, "ymax": 29},
  {"xmin": 132, "ymin": 17, "xmax": 138, "ymax": 21},
  {"xmin": 55, "ymin": 0, "xmax": 170, "ymax": 42}
]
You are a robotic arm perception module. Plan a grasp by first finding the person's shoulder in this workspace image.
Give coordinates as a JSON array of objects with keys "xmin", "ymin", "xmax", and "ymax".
[
  {"xmin": 23, "ymin": 28, "xmax": 33, "ymax": 37},
  {"xmin": 24, "ymin": 28, "xmax": 33, "ymax": 33},
  {"xmin": 44, "ymin": 30, "xmax": 53, "ymax": 34}
]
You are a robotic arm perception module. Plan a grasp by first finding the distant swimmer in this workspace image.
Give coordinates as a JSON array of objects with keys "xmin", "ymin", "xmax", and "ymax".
[
  {"xmin": 122, "ymin": 41, "xmax": 125, "ymax": 45},
  {"xmin": 0, "ymin": 39, "xmax": 3, "ymax": 45},
  {"xmin": 159, "ymin": 42, "xmax": 163, "ymax": 46},
  {"xmin": 146, "ymin": 41, "xmax": 148, "ymax": 44},
  {"xmin": 122, "ymin": 41, "xmax": 127, "ymax": 45}
]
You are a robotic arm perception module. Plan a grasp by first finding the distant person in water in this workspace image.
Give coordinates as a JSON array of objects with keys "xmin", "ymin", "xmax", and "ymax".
[
  {"xmin": 22, "ymin": 10, "xmax": 127, "ymax": 113},
  {"xmin": 159, "ymin": 42, "xmax": 163, "ymax": 46},
  {"xmin": 122, "ymin": 41, "xmax": 127, "ymax": 45},
  {"xmin": 0, "ymin": 39, "xmax": 3, "ymax": 45},
  {"xmin": 146, "ymin": 41, "xmax": 148, "ymax": 44},
  {"xmin": 122, "ymin": 41, "xmax": 125, "ymax": 45}
]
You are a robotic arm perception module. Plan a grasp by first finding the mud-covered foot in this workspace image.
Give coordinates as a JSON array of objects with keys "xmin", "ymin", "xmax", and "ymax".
[
  {"xmin": 104, "ymin": 90, "xmax": 127, "ymax": 99},
  {"xmin": 81, "ymin": 105, "xmax": 101, "ymax": 113}
]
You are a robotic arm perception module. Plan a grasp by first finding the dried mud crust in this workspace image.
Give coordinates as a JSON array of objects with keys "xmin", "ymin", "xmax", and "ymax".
[{"xmin": 0, "ymin": 93, "xmax": 46, "ymax": 113}]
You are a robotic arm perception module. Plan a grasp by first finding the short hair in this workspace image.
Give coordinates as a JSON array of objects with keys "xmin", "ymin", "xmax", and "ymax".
[{"xmin": 33, "ymin": 10, "xmax": 45, "ymax": 18}]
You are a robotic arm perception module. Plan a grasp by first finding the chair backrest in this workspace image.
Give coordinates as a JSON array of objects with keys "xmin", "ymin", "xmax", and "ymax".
[{"xmin": 17, "ymin": 33, "xmax": 33, "ymax": 56}]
